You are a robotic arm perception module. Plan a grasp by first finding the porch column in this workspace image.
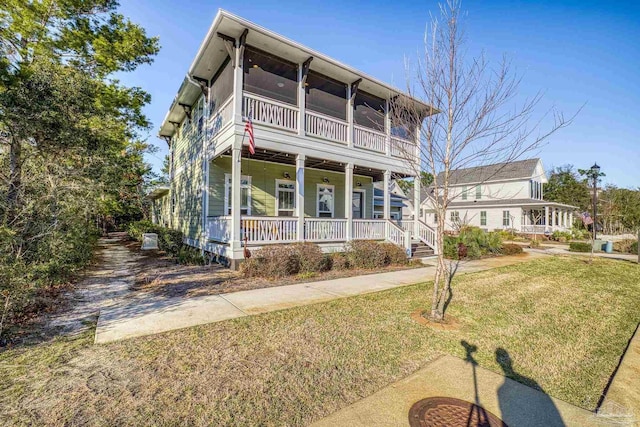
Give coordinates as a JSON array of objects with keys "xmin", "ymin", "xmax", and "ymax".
[
  {"xmin": 230, "ymin": 146, "xmax": 242, "ymax": 251},
  {"xmin": 569, "ymin": 211, "xmax": 574, "ymax": 228},
  {"xmin": 346, "ymin": 85, "xmax": 354, "ymax": 148},
  {"xmin": 296, "ymin": 154, "xmax": 305, "ymax": 241},
  {"xmin": 562, "ymin": 210, "xmax": 567, "ymax": 228},
  {"xmin": 232, "ymin": 37, "xmax": 244, "ymax": 126},
  {"xmin": 297, "ymin": 63, "xmax": 305, "ymax": 137},
  {"xmin": 413, "ymin": 172, "xmax": 421, "ymax": 235},
  {"xmin": 384, "ymin": 99, "xmax": 391, "ymax": 157},
  {"xmin": 345, "ymin": 163, "xmax": 354, "ymax": 240},
  {"xmin": 544, "ymin": 206, "xmax": 550, "ymax": 231},
  {"xmin": 383, "ymin": 170, "xmax": 391, "ymax": 220}
]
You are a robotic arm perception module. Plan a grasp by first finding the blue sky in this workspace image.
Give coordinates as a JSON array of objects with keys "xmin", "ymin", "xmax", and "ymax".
[{"xmin": 117, "ymin": 0, "xmax": 640, "ymax": 188}]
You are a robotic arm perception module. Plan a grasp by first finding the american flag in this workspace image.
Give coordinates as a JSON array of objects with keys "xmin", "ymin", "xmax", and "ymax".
[
  {"xmin": 581, "ymin": 211, "xmax": 594, "ymax": 225},
  {"xmin": 244, "ymin": 111, "xmax": 255, "ymax": 155}
]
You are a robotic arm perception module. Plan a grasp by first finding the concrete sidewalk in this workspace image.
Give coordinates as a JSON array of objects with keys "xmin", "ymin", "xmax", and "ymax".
[
  {"xmin": 95, "ymin": 252, "xmax": 546, "ymax": 344},
  {"xmin": 311, "ymin": 355, "xmax": 602, "ymax": 427}
]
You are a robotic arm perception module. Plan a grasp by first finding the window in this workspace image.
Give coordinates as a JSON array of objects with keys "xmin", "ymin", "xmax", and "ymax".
[
  {"xmin": 243, "ymin": 46, "xmax": 298, "ymax": 105},
  {"xmin": 276, "ymin": 180, "xmax": 296, "ymax": 216},
  {"xmin": 450, "ymin": 211, "xmax": 460, "ymax": 222},
  {"xmin": 224, "ymin": 174, "xmax": 251, "ymax": 215},
  {"xmin": 476, "ymin": 185, "xmax": 482, "ymax": 199},
  {"xmin": 530, "ymin": 180, "xmax": 542, "ymax": 200},
  {"xmin": 353, "ymin": 91, "xmax": 385, "ymax": 131},
  {"xmin": 480, "ymin": 211, "xmax": 487, "ymax": 226},
  {"xmin": 352, "ymin": 190, "xmax": 365, "ymax": 219},
  {"xmin": 461, "ymin": 186, "xmax": 468, "ymax": 200},
  {"xmin": 305, "ymin": 71, "xmax": 347, "ymax": 120},
  {"xmin": 434, "ymin": 211, "xmax": 438, "ymax": 224},
  {"xmin": 503, "ymin": 210, "xmax": 510, "ymax": 227},
  {"xmin": 317, "ymin": 185, "xmax": 335, "ymax": 217}
]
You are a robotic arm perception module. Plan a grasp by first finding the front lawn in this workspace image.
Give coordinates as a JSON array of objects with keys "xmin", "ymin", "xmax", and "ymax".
[{"xmin": 1, "ymin": 256, "xmax": 639, "ymax": 426}]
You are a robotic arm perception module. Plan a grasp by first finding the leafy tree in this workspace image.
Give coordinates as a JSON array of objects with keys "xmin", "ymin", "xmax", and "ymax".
[
  {"xmin": 544, "ymin": 165, "xmax": 590, "ymax": 211},
  {"xmin": 396, "ymin": 171, "xmax": 434, "ymax": 195}
]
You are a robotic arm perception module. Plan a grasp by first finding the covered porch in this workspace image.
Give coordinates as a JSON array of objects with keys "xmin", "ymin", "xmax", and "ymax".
[
  {"xmin": 204, "ymin": 148, "xmax": 436, "ymax": 260},
  {"xmin": 520, "ymin": 203, "xmax": 577, "ymax": 234}
]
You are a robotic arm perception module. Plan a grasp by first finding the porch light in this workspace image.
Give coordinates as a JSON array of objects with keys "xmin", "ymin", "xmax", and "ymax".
[
  {"xmin": 590, "ymin": 163, "xmax": 600, "ymax": 174},
  {"xmin": 283, "ymin": 172, "xmax": 291, "ymax": 179},
  {"xmin": 322, "ymin": 177, "xmax": 330, "ymax": 183},
  {"xmin": 277, "ymin": 82, "xmax": 285, "ymax": 88},
  {"xmin": 252, "ymin": 64, "xmax": 259, "ymax": 68},
  {"xmin": 356, "ymin": 181, "xmax": 362, "ymax": 187}
]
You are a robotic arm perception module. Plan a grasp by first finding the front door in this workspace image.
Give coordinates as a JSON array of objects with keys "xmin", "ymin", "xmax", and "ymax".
[{"xmin": 352, "ymin": 192, "xmax": 363, "ymax": 219}]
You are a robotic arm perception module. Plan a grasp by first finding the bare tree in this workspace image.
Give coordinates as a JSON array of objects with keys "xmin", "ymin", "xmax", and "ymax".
[{"xmin": 391, "ymin": 0, "xmax": 576, "ymax": 321}]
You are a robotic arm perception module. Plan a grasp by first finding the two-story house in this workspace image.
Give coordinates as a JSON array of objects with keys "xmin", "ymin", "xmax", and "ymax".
[
  {"xmin": 418, "ymin": 158, "xmax": 578, "ymax": 234},
  {"xmin": 149, "ymin": 10, "xmax": 438, "ymax": 268}
]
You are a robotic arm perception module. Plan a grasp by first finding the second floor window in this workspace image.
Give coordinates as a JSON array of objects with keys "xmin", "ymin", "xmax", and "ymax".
[
  {"xmin": 480, "ymin": 211, "xmax": 487, "ymax": 226},
  {"xmin": 243, "ymin": 46, "xmax": 298, "ymax": 106},
  {"xmin": 476, "ymin": 185, "xmax": 482, "ymax": 199},
  {"xmin": 461, "ymin": 186, "xmax": 468, "ymax": 200}
]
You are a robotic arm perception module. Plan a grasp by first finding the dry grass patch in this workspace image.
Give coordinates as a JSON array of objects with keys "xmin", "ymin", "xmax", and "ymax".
[{"xmin": 1, "ymin": 256, "xmax": 639, "ymax": 426}]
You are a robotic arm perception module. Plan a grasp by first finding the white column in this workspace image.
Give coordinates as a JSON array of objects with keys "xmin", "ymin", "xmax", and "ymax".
[
  {"xmin": 296, "ymin": 154, "xmax": 305, "ymax": 241},
  {"xmin": 413, "ymin": 172, "xmax": 421, "ymax": 235},
  {"xmin": 232, "ymin": 42, "xmax": 244, "ymax": 126},
  {"xmin": 384, "ymin": 99, "xmax": 391, "ymax": 157},
  {"xmin": 345, "ymin": 163, "xmax": 354, "ymax": 240},
  {"xmin": 383, "ymin": 170, "xmax": 391, "ymax": 220},
  {"xmin": 545, "ymin": 206, "xmax": 550, "ymax": 232},
  {"xmin": 346, "ymin": 85, "xmax": 354, "ymax": 148},
  {"xmin": 562, "ymin": 210, "xmax": 567, "ymax": 228},
  {"xmin": 569, "ymin": 211, "xmax": 574, "ymax": 228},
  {"xmin": 297, "ymin": 64, "xmax": 305, "ymax": 136},
  {"xmin": 230, "ymin": 146, "xmax": 242, "ymax": 251}
]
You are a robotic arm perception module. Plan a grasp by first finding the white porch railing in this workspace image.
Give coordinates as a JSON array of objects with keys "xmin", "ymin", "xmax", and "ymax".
[
  {"xmin": 208, "ymin": 216, "xmax": 232, "ymax": 242},
  {"xmin": 521, "ymin": 225, "xmax": 552, "ymax": 234},
  {"xmin": 305, "ymin": 111, "xmax": 348, "ymax": 144},
  {"xmin": 353, "ymin": 125, "xmax": 386, "ymax": 153},
  {"xmin": 417, "ymin": 220, "xmax": 437, "ymax": 252},
  {"xmin": 304, "ymin": 218, "xmax": 347, "ymax": 241},
  {"xmin": 391, "ymin": 136, "xmax": 415, "ymax": 159},
  {"xmin": 243, "ymin": 92, "xmax": 298, "ymax": 132},
  {"xmin": 353, "ymin": 219, "xmax": 386, "ymax": 240},
  {"xmin": 207, "ymin": 96, "xmax": 233, "ymax": 138},
  {"xmin": 242, "ymin": 216, "xmax": 298, "ymax": 243},
  {"xmin": 386, "ymin": 220, "xmax": 411, "ymax": 253},
  {"xmin": 397, "ymin": 220, "xmax": 414, "ymax": 232}
]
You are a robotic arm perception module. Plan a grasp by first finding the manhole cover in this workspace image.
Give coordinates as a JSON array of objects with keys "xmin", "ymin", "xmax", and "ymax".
[{"xmin": 408, "ymin": 397, "xmax": 507, "ymax": 427}]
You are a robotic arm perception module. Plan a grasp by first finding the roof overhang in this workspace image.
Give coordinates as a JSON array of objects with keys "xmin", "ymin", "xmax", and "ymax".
[
  {"xmin": 147, "ymin": 186, "xmax": 170, "ymax": 199},
  {"xmin": 159, "ymin": 9, "xmax": 436, "ymax": 141}
]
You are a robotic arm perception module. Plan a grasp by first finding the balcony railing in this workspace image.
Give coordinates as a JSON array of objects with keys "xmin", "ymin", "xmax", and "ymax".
[
  {"xmin": 243, "ymin": 92, "xmax": 298, "ymax": 132},
  {"xmin": 242, "ymin": 216, "xmax": 298, "ymax": 243},
  {"xmin": 353, "ymin": 125, "xmax": 386, "ymax": 153},
  {"xmin": 305, "ymin": 110, "xmax": 348, "ymax": 144},
  {"xmin": 391, "ymin": 136, "xmax": 415, "ymax": 159},
  {"xmin": 207, "ymin": 96, "xmax": 233, "ymax": 140}
]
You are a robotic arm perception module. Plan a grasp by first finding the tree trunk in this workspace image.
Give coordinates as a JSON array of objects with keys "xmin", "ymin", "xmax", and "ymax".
[{"xmin": 5, "ymin": 137, "xmax": 22, "ymax": 224}]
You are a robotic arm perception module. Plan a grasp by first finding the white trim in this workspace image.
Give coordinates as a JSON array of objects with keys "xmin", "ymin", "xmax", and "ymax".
[
  {"xmin": 352, "ymin": 188, "xmax": 366, "ymax": 219},
  {"xmin": 275, "ymin": 179, "xmax": 296, "ymax": 216},
  {"xmin": 224, "ymin": 173, "xmax": 252, "ymax": 215},
  {"xmin": 317, "ymin": 183, "xmax": 335, "ymax": 218}
]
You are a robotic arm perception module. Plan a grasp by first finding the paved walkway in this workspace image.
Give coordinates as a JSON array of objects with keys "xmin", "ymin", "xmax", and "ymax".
[
  {"xmin": 95, "ymin": 251, "xmax": 547, "ymax": 343},
  {"xmin": 311, "ymin": 355, "xmax": 606, "ymax": 427}
]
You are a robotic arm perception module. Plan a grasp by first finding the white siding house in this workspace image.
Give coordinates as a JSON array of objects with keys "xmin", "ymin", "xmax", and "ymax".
[{"xmin": 419, "ymin": 159, "xmax": 578, "ymax": 234}]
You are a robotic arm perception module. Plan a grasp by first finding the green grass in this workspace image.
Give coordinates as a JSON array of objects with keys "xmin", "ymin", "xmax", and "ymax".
[{"xmin": 1, "ymin": 256, "xmax": 639, "ymax": 426}]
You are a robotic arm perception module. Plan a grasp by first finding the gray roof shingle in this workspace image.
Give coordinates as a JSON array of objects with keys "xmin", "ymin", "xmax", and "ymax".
[{"xmin": 435, "ymin": 158, "xmax": 540, "ymax": 186}]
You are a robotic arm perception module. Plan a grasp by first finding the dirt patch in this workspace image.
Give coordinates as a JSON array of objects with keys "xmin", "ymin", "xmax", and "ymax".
[
  {"xmin": 131, "ymin": 252, "xmax": 425, "ymax": 298},
  {"xmin": 410, "ymin": 309, "xmax": 461, "ymax": 331}
]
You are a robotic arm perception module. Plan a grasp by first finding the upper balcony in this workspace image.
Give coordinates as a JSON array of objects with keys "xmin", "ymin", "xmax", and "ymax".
[{"xmin": 159, "ymin": 10, "xmax": 435, "ymax": 169}]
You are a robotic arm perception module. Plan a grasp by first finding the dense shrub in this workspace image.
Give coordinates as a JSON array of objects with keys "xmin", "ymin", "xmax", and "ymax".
[
  {"xmin": 240, "ymin": 245, "xmax": 300, "ymax": 278},
  {"xmin": 329, "ymin": 252, "xmax": 350, "ymax": 270},
  {"xmin": 444, "ymin": 226, "xmax": 503, "ymax": 259},
  {"xmin": 126, "ymin": 220, "xmax": 202, "ymax": 264},
  {"xmin": 529, "ymin": 239, "xmax": 541, "ymax": 248},
  {"xmin": 570, "ymin": 227, "xmax": 590, "ymax": 240},
  {"xmin": 551, "ymin": 230, "xmax": 573, "ymax": 242},
  {"xmin": 569, "ymin": 242, "xmax": 592, "ymax": 252},
  {"xmin": 613, "ymin": 239, "xmax": 638, "ymax": 254},
  {"xmin": 346, "ymin": 240, "xmax": 388, "ymax": 269},
  {"xmin": 380, "ymin": 242, "xmax": 409, "ymax": 265},
  {"xmin": 291, "ymin": 243, "xmax": 329, "ymax": 273},
  {"xmin": 501, "ymin": 243, "xmax": 524, "ymax": 255}
]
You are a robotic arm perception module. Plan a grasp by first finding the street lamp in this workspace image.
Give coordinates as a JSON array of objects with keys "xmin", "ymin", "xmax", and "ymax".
[{"xmin": 589, "ymin": 163, "xmax": 601, "ymax": 241}]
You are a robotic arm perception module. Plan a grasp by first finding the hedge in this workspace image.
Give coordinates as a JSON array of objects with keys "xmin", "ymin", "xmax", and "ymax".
[
  {"xmin": 569, "ymin": 242, "xmax": 592, "ymax": 252},
  {"xmin": 126, "ymin": 220, "xmax": 203, "ymax": 264}
]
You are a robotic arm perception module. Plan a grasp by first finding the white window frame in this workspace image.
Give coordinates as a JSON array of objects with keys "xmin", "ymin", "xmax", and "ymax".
[
  {"xmin": 352, "ymin": 189, "xmax": 366, "ymax": 219},
  {"xmin": 450, "ymin": 211, "xmax": 460, "ymax": 222},
  {"xmin": 224, "ymin": 173, "xmax": 252, "ymax": 215},
  {"xmin": 275, "ymin": 179, "xmax": 296, "ymax": 216},
  {"xmin": 461, "ymin": 185, "xmax": 468, "ymax": 200},
  {"xmin": 476, "ymin": 185, "xmax": 482, "ymax": 200},
  {"xmin": 480, "ymin": 211, "xmax": 487, "ymax": 226},
  {"xmin": 503, "ymin": 210, "xmax": 511, "ymax": 227},
  {"xmin": 316, "ymin": 184, "xmax": 335, "ymax": 217}
]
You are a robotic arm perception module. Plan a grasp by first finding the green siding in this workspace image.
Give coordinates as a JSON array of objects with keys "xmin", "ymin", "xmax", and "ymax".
[{"xmin": 208, "ymin": 157, "xmax": 374, "ymax": 218}]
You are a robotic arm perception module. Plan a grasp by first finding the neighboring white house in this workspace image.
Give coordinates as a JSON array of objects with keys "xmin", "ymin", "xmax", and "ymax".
[
  {"xmin": 418, "ymin": 158, "xmax": 578, "ymax": 234},
  {"xmin": 373, "ymin": 181, "xmax": 412, "ymax": 220}
]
